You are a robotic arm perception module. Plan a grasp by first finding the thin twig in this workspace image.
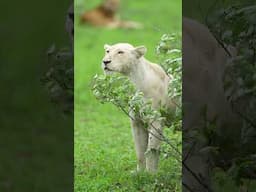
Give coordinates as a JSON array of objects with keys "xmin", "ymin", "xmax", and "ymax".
[
  {"xmin": 182, "ymin": 182, "xmax": 196, "ymax": 192},
  {"xmin": 114, "ymin": 102, "xmax": 182, "ymax": 159},
  {"xmin": 182, "ymin": 162, "xmax": 212, "ymax": 192},
  {"xmin": 183, "ymin": 141, "xmax": 196, "ymax": 163},
  {"xmin": 113, "ymin": 101, "xmax": 212, "ymax": 191}
]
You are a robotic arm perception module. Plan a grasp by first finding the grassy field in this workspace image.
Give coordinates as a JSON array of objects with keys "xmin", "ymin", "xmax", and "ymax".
[{"xmin": 75, "ymin": 0, "xmax": 181, "ymax": 191}]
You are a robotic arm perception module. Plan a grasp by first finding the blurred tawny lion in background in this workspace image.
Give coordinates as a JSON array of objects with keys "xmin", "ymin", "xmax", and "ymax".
[{"xmin": 80, "ymin": 0, "xmax": 142, "ymax": 29}]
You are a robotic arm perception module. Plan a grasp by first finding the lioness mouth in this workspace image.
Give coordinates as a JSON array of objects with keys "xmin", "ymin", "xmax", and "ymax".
[{"xmin": 104, "ymin": 67, "xmax": 113, "ymax": 71}]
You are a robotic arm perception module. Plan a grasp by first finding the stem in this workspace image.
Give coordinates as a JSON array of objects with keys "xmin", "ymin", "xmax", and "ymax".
[
  {"xmin": 114, "ymin": 102, "xmax": 212, "ymax": 191},
  {"xmin": 182, "ymin": 182, "xmax": 196, "ymax": 192}
]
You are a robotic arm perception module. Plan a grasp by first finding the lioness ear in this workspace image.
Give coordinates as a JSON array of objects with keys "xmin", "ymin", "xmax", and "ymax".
[
  {"xmin": 104, "ymin": 44, "xmax": 111, "ymax": 50},
  {"xmin": 133, "ymin": 46, "xmax": 147, "ymax": 58}
]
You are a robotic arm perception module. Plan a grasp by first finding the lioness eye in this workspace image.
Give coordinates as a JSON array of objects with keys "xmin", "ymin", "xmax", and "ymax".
[{"xmin": 118, "ymin": 51, "xmax": 124, "ymax": 54}]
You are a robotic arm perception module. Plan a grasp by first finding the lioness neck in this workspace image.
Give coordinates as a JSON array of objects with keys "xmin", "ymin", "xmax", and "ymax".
[
  {"xmin": 128, "ymin": 57, "xmax": 169, "ymax": 103},
  {"xmin": 129, "ymin": 57, "xmax": 148, "ymax": 89}
]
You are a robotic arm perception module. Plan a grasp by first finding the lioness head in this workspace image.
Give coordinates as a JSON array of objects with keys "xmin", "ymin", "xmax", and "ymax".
[
  {"xmin": 102, "ymin": 43, "xmax": 147, "ymax": 75},
  {"xmin": 103, "ymin": 0, "xmax": 120, "ymax": 13}
]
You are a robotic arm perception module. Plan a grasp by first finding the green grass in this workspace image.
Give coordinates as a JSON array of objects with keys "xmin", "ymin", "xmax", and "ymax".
[{"xmin": 75, "ymin": 0, "xmax": 181, "ymax": 191}]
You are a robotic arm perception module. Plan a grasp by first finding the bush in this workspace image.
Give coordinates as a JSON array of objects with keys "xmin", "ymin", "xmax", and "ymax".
[{"xmin": 206, "ymin": 4, "xmax": 256, "ymax": 187}]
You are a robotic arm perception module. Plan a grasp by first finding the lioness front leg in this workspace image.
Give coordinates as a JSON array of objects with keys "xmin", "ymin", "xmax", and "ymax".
[
  {"xmin": 131, "ymin": 118, "xmax": 148, "ymax": 171},
  {"xmin": 146, "ymin": 121, "xmax": 162, "ymax": 172}
]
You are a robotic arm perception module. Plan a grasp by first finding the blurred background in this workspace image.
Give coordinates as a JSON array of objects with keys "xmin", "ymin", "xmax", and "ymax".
[
  {"xmin": 74, "ymin": 0, "xmax": 181, "ymax": 191},
  {"xmin": 0, "ymin": 1, "xmax": 73, "ymax": 191}
]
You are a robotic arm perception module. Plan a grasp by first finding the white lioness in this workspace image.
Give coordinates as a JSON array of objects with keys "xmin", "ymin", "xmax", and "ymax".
[{"xmin": 102, "ymin": 43, "xmax": 173, "ymax": 172}]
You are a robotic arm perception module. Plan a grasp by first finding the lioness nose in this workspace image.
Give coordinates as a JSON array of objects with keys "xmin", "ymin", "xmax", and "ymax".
[{"xmin": 103, "ymin": 60, "xmax": 111, "ymax": 65}]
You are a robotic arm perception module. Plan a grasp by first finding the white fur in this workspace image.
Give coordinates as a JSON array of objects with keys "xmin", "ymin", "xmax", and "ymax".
[{"xmin": 102, "ymin": 43, "xmax": 171, "ymax": 172}]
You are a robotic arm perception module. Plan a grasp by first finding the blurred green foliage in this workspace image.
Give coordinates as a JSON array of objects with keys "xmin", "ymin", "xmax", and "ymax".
[
  {"xmin": 0, "ymin": 1, "xmax": 73, "ymax": 192},
  {"xmin": 207, "ymin": 4, "xmax": 256, "ymax": 189}
]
